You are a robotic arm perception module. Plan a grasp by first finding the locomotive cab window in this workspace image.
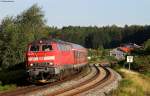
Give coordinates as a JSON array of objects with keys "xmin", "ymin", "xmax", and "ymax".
[
  {"xmin": 30, "ymin": 45, "xmax": 39, "ymax": 51},
  {"xmin": 42, "ymin": 45, "xmax": 52, "ymax": 51}
]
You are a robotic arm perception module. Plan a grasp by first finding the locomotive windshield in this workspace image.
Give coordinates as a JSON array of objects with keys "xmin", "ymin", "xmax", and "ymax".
[
  {"xmin": 30, "ymin": 45, "xmax": 39, "ymax": 51},
  {"xmin": 42, "ymin": 45, "xmax": 52, "ymax": 51}
]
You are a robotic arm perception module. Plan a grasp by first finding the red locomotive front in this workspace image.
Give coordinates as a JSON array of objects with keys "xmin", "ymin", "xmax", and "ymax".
[
  {"xmin": 27, "ymin": 39, "xmax": 58, "ymax": 81},
  {"xmin": 26, "ymin": 39, "xmax": 88, "ymax": 82}
]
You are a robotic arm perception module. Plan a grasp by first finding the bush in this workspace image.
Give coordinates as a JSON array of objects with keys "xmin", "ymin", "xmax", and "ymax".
[
  {"xmin": 144, "ymin": 39, "xmax": 150, "ymax": 53},
  {"xmin": 0, "ymin": 69, "xmax": 28, "ymax": 85}
]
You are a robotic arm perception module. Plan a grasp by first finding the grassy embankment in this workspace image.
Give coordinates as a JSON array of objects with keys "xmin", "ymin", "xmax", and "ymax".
[
  {"xmin": 111, "ymin": 68, "xmax": 150, "ymax": 96},
  {"xmin": 111, "ymin": 53, "xmax": 150, "ymax": 96}
]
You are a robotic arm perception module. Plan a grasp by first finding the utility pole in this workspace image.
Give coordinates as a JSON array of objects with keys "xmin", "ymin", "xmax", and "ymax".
[{"xmin": 129, "ymin": 62, "xmax": 131, "ymax": 70}]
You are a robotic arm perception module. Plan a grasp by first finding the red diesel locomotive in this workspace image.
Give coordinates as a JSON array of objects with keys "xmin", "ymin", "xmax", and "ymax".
[{"xmin": 26, "ymin": 38, "xmax": 88, "ymax": 82}]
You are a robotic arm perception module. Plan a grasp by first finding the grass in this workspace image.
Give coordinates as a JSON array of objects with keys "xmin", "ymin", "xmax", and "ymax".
[
  {"xmin": 0, "ymin": 84, "xmax": 16, "ymax": 92},
  {"xmin": 111, "ymin": 68, "xmax": 150, "ymax": 96},
  {"xmin": 142, "ymin": 71, "xmax": 150, "ymax": 77}
]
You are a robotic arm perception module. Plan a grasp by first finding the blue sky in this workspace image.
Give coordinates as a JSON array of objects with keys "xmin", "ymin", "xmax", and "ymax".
[{"xmin": 0, "ymin": 0, "xmax": 150, "ymax": 28}]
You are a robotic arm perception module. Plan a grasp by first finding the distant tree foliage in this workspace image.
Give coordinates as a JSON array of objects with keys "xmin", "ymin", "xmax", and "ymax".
[{"xmin": 53, "ymin": 25, "xmax": 150, "ymax": 49}]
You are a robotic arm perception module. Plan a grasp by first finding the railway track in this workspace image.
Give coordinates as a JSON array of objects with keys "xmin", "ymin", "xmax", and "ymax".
[
  {"xmin": 79, "ymin": 66, "xmax": 121, "ymax": 96},
  {"xmin": 0, "ymin": 66, "xmax": 91, "ymax": 96},
  {"xmin": 47, "ymin": 64, "xmax": 113, "ymax": 96},
  {"xmin": 0, "ymin": 64, "xmax": 117, "ymax": 96}
]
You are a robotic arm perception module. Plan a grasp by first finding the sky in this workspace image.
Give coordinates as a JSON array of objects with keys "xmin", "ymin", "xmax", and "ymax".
[{"xmin": 0, "ymin": 0, "xmax": 150, "ymax": 28}]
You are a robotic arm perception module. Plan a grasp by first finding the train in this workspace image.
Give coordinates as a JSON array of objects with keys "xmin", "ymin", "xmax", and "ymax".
[{"xmin": 26, "ymin": 38, "xmax": 88, "ymax": 83}]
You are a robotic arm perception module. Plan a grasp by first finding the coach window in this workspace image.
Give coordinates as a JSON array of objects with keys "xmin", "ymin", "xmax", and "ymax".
[
  {"xmin": 57, "ymin": 44, "xmax": 61, "ymax": 50},
  {"xmin": 30, "ymin": 45, "xmax": 39, "ymax": 51},
  {"xmin": 42, "ymin": 45, "xmax": 52, "ymax": 51},
  {"xmin": 59, "ymin": 45, "xmax": 63, "ymax": 50},
  {"xmin": 61, "ymin": 45, "xmax": 65, "ymax": 51},
  {"xmin": 64, "ymin": 45, "xmax": 67, "ymax": 51}
]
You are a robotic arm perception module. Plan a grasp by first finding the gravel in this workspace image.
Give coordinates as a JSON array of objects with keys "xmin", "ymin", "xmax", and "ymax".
[{"xmin": 78, "ymin": 67, "xmax": 122, "ymax": 96}]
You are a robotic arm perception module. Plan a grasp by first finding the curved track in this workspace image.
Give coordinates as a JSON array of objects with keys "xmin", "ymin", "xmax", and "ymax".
[
  {"xmin": 0, "ymin": 64, "xmax": 117, "ymax": 96},
  {"xmin": 47, "ymin": 64, "xmax": 113, "ymax": 96}
]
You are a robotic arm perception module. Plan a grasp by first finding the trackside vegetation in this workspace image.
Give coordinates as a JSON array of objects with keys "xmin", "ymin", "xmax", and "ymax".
[
  {"xmin": 88, "ymin": 49, "xmax": 117, "ymax": 64},
  {"xmin": 110, "ymin": 41, "xmax": 150, "ymax": 96},
  {"xmin": 110, "ymin": 68, "xmax": 150, "ymax": 96},
  {"xmin": 88, "ymin": 42, "xmax": 150, "ymax": 96},
  {"xmin": 0, "ymin": 84, "xmax": 16, "ymax": 92}
]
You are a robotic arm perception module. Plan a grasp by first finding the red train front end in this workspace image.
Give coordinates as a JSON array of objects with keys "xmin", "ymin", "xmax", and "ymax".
[
  {"xmin": 26, "ymin": 39, "xmax": 88, "ymax": 83},
  {"xmin": 26, "ymin": 40, "xmax": 59, "ymax": 82}
]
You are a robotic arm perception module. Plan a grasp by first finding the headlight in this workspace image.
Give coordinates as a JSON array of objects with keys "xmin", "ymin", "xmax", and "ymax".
[
  {"xmin": 30, "ymin": 63, "xmax": 33, "ymax": 66},
  {"xmin": 88, "ymin": 56, "xmax": 91, "ymax": 60},
  {"xmin": 49, "ymin": 62, "xmax": 53, "ymax": 65}
]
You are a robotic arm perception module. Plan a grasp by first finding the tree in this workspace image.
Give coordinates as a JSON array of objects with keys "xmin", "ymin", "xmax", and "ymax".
[
  {"xmin": 0, "ymin": 17, "xmax": 18, "ymax": 68},
  {"xmin": 0, "ymin": 4, "xmax": 49, "ymax": 69},
  {"xmin": 144, "ymin": 39, "xmax": 150, "ymax": 53},
  {"xmin": 15, "ymin": 4, "xmax": 49, "ymax": 63}
]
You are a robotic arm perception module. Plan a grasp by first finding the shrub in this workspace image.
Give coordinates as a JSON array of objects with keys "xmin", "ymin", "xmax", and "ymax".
[{"xmin": 0, "ymin": 69, "xmax": 28, "ymax": 85}]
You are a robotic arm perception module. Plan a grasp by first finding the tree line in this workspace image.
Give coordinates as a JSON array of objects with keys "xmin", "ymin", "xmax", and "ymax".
[
  {"xmin": 55, "ymin": 25, "xmax": 150, "ymax": 49},
  {"xmin": 0, "ymin": 4, "xmax": 150, "ymax": 70}
]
